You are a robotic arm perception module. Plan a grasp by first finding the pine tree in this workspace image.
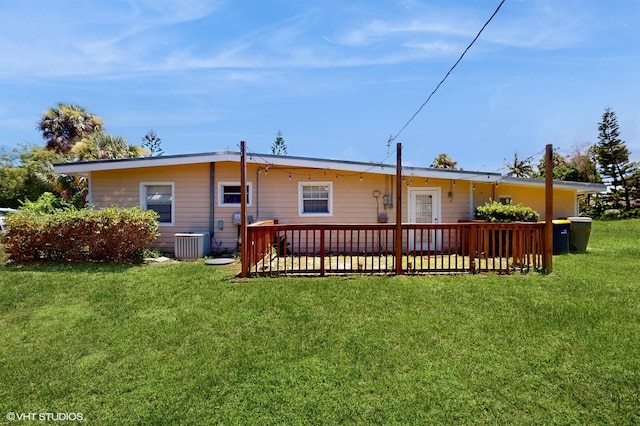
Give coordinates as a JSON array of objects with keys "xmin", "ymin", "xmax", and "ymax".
[
  {"xmin": 271, "ymin": 130, "xmax": 287, "ymax": 155},
  {"xmin": 142, "ymin": 130, "xmax": 164, "ymax": 156},
  {"xmin": 595, "ymin": 107, "xmax": 635, "ymax": 209}
]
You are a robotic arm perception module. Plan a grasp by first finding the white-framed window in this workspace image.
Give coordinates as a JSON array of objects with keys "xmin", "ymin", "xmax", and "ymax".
[
  {"xmin": 299, "ymin": 182, "xmax": 333, "ymax": 216},
  {"xmin": 499, "ymin": 196, "xmax": 513, "ymax": 205},
  {"xmin": 218, "ymin": 182, "xmax": 252, "ymax": 207},
  {"xmin": 140, "ymin": 182, "xmax": 175, "ymax": 225}
]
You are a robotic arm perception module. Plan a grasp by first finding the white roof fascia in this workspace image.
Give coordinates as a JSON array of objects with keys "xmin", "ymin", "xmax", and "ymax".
[
  {"xmin": 251, "ymin": 155, "xmax": 501, "ymax": 182},
  {"xmin": 499, "ymin": 176, "xmax": 607, "ymax": 194},
  {"xmin": 53, "ymin": 150, "xmax": 607, "ymax": 194},
  {"xmin": 53, "ymin": 151, "xmax": 238, "ymax": 174},
  {"xmin": 53, "ymin": 150, "xmax": 501, "ymax": 182}
]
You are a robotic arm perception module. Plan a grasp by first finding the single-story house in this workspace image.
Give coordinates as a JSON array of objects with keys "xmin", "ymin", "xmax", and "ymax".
[{"xmin": 54, "ymin": 150, "xmax": 606, "ymax": 255}]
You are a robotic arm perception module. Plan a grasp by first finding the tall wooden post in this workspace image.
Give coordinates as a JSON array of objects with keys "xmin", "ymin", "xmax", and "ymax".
[
  {"xmin": 544, "ymin": 143, "xmax": 553, "ymax": 273},
  {"xmin": 240, "ymin": 141, "xmax": 248, "ymax": 278},
  {"xmin": 395, "ymin": 143, "xmax": 403, "ymax": 275}
]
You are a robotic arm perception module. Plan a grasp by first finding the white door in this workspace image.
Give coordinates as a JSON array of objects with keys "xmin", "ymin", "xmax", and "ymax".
[{"xmin": 408, "ymin": 189, "xmax": 441, "ymax": 251}]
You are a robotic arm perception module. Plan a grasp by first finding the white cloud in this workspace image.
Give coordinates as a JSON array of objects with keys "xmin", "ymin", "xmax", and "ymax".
[
  {"xmin": 0, "ymin": 0, "xmax": 224, "ymax": 78},
  {"xmin": 331, "ymin": 18, "xmax": 473, "ymax": 47}
]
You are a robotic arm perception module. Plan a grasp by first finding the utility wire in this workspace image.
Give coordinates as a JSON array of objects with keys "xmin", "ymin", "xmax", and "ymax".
[{"xmin": 389, "ymin": 0, "xmax": 507, "ymax": 144}]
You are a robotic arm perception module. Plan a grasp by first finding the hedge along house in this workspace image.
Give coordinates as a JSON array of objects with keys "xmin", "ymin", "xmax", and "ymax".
[{"xmin": 54, "ymin": 150, "xmax": 606, "ymax": 256}]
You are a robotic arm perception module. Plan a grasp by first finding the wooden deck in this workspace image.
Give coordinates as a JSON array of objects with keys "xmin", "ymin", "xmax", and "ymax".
[{"xmin": 246, "ymin": 221, "xmax": 545, "ymax": 276}]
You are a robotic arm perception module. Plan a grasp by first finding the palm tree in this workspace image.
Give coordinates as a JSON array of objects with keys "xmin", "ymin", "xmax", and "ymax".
[
  {"xmin": 38, "ymin": 103, "xmax": 104, "ymax": 154},
  {"xmin": 504, "ymin": 152, "xmax": 533, "ymax": 178},
  {"xmin": 71, "ymin": 133, "xmax": 149, "ymax": 161},
  {"xmin": 430, "ymin": 153, "xmax": 458, "ymax": 169}
]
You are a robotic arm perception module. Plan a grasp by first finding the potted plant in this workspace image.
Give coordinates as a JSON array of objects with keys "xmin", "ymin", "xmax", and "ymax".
[
  {"xmin": 475, "ymin": 201, "xmax": 540, "ymax": 256},
  {"xmin": 475, "ymin": 200, "xmax": 539, "ymax": 223}
]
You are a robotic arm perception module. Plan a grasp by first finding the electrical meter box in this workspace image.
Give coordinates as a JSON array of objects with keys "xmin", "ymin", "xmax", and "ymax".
[{"xmin": 232, "ymin": 212, "xmax": 241, "ymax": 224}]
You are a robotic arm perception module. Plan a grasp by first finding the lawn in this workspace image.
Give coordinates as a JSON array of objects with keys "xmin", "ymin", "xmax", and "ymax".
[{"xmin": 1, "ymin": 220, "xmax": 639, "ymax": 424}]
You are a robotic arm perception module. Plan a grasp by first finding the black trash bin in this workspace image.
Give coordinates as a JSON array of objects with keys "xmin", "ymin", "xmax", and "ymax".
[
  {"xmin": 568, "ymin": 216, "xmax": 593, "ymax": 252},
  {"xmin": 552, "ymin": 220, "xmax": 571, "ymax": 254}
]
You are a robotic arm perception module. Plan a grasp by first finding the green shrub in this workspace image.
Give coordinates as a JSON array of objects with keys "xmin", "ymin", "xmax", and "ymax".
[
  {"xmin": 19, "ymin": 192, "xmax": 76, "ymax": 214},
  {"xmin": 4, "ymin": 207, "xmax": 159, "ymax": 263},
  {"xmin": 475, "ymin": 201, "xmax": 540, "ymax": 223},
  {"xmin": 601, "ymin": 209, "xmax": 622, "ymax": 220},
  {"xmin": 622, "ymin": 207, "xmax": 640, "ymax": 219}
]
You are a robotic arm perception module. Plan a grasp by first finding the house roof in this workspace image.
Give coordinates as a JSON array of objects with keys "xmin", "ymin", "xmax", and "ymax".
[
  {"xmin": 499, "ymin": 176, "xmax": 607, "ymax": 194},
  {"xmin": 53, "ymin": 150, "xmax": 502, "ymax": 182},
  {"xmin": 53, "ymin": 150, "xmax": 606, "ymax": 193}
]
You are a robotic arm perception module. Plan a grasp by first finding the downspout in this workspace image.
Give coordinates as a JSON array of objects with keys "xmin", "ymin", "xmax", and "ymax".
[
  {"xmin": 210, "ymin": 162, "xmax": 215, "ymax": 237},
  {"xmin": 256, "ymin": 166, "xmax": 260, "ymax": 220},
  {"xmin": 469, "ymin": 181, "xmax": 474, "ymax": 219}
]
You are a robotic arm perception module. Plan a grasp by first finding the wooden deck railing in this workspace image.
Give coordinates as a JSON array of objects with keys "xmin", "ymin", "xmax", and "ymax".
[{"xmin": 246, "ymin": 221, "xmax": 545, "ymax": 276}]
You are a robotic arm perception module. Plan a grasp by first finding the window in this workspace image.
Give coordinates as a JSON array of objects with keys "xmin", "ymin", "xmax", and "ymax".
[
  {"xmin": 499, "ymin": 196, "xmax": 513, "ymax": 205},
  {"xmin": 299, "ymin": 182, "xmax": 332, "ymax": 216},
  {"xmin": 140, "ymin": 183, "xmax": 174, "ymax": 225},
  {"xmin": 218, "ymin": 182, "xmax": 252, "ymax": 206}
]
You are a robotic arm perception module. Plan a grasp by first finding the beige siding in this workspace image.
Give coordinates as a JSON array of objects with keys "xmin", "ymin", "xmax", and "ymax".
[
  {"xmin": 91, "ymin": 164, "xmax": 211, "ymax": 253},
  {"xmin": 421, "ymin": 179, "xmax": 472, "ymax": 223},
  {"xmin": 224, "ymin": 164, "xmax": 471, "ymax": 225},
  {"xmin": 472, "ymin": 182, "xmax": 576, "ymax": 220},
  {"xmin": 216, "ymin": 164, "xmax": 396, "ymax": 225},
  {"xmin": 472, "ymin": 182, "xmax": 495, "ymax": 211},
  {"xmin": 88, "ymin": 159, "xmax": 579, "ymax": 253},
  {"xmin": 496, "ymin": 184, "xmax": 576, "ymax": 220}
]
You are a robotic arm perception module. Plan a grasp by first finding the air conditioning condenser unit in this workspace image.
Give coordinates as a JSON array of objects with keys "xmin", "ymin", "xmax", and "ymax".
[{"xmin": 174, "ymin": 233, "xmax": 210, "ymax": 260}]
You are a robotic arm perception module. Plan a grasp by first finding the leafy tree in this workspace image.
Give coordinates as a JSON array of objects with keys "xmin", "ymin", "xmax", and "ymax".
[
  {"xmin": 533, "ymin": 145, "xmax": 601, "ymax": 183},
  {"xmin": 142, "ymin": 129, "xmax": 164, "ymax": 156},
  {"xmin": 567, "ymin": 143, "xmax": 601, "ymax": 183},
  {"xmin": 430, "ymin": 153, "xmax": 457, "ymax": 169},
  {"xmin": 0, "ymin": 145, "xmax": 62, "ymax": 208},
  {"xmin": 595, "ymin": 107, "xmax": 636, "ymax": 209},
  {"xmin": 535, "ymin": 149, "xmax": 579, "ymax": 181},
  {"xmin": 271, "ymin": 130, "xmax": 287, "ymax": 155},
  {"xmin": 37, "ymin": 103, "xmax": 104, "ymax": 154},
  {"xmin": 504, "ymin": 152, "xmax": 533, "ymax": 178}
]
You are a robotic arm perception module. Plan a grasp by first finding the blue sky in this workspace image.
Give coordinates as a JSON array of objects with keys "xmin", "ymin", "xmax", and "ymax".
[{"xmin": 1, "ymin": 0, "xmax": 639, "ymax": 173}]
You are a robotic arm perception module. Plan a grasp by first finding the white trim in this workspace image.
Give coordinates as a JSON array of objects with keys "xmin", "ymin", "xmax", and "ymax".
[
  {"xmin": 53, "ymin": 150, "xmax": 502, "ymax": 182},
  {"xmin": 55, "ymin": 152, "xmax": 238, "ymax": 174},
  {"xmin": 407, "ymin": 187, "xmax": 442, "ymax": 224},
  {"xmin": 298, "ymin": 181, "xmax": 333, "ymax": 217},
  {"xmin": 218, "ymin": 181, "xmax": 253, "ymax": 207},
  {"xmin": 53, "ymin": 149, "xmax": 605, "ymax": 195},
  {"xmin": 499, "ymin": 176, "xmax": 606, "ymax": 193},
  {"xmin": 407, "ymin": 187, "xmax": 442, "ymax": 251},
  {"xmin": 469, "ymin": 180, "xmax": 474, "ymax": 219},
  {"xmin": 140, "ymin": 182, "xmax": 175, "ymax": 226}
]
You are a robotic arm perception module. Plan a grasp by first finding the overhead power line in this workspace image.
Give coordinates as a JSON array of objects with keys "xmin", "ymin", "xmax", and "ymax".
[{"xmin": 389, "ymin": 0, "xmax": 507, "ymax": 144}]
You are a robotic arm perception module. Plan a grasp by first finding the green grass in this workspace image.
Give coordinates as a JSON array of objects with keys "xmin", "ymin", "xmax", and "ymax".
[{"xmin": 1, "ymin": 220, "xmax": 639, "ymax": 424}]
